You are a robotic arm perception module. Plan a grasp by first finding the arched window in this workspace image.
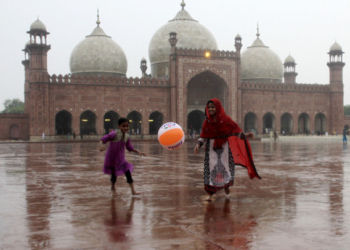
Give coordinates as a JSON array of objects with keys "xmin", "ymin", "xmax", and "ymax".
[
  {"xmin": 281, "ymin": 113, "xmax": 293, "ymax": 135},
  {"xmin": 298, "ymin": 113, "xmax": 310, "ymax": 134},
  {"xmin": 104, "ymin": 111, "xmax": 120, "ymax": 134},
  {"xmin": 263, "ymin": 112, "xmax": 275, "ymax": 134},
  {"xmin": 244, "ymin": 112, "xmax": 257, "ymax": 133},
  {"xmin": 187, "ymin": 110, "xmax": 205, "ymax": 135},
  {"xmin": 315, "ymin": 113, "xmax": 327, "ymax": 135},
  {"xmin": 80, "ymin": 110, "xmax": 97, "ymax": 135},
  {"xmin": 55, "ymin": 110, "xmax": 72, "ymax": 135},
  {"xmin": 187, "ymin": 71, "xmax": 228, "ymax": 115},
  {"xmin": 9, "ymin": 124, "xmax": 19, "ymax": 139},
  {"xmin": 127, "ymin": 111, "xmax": 142, "ymax": 135},
  {"xmin": 149, "ymin": 111, "xmax": 163, "ymax": 135}
]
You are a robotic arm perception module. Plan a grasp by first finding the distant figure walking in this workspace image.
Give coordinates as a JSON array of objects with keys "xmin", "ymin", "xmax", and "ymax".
[
  {"xmin": 343, "ymin": 129, "xmax": 347, "ymax": 144},
  {"xmin": 274, "ymin": 130, "xmax": 279, "ymax": 141},
  {"xmin": 42, "ymin": 132, "xmax": 45, "ymax": 140}
]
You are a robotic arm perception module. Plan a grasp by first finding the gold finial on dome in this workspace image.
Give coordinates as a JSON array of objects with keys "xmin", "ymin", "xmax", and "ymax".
[
  {"xmin": 256, "ymin": 23, "xmax": 260, "ymax": 38},
  {"xmin": 96, "ymin": 9, "xmax": 101, "ymax": 26},
  {"xmin": 181, "ymin": 0, "xmax": 186, "ymax": 10}
]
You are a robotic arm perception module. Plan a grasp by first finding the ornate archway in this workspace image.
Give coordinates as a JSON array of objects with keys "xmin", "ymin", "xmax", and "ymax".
[
  {"xmin": 298, "ymin": 113, "xmax": 310, "ymax": 134},
  {"xmin": 281, "ymin": 113, "xmax": 293, "ymax": 135},
  {"xmin": 315, "ymin": 113, "xmax": 327, "ymax": 135},
  {"xmin": 80, "ymin": 110, "xmax": 96, "ymax": 135},
  {"xmin": 187, "ymin": 110, "xmax": 205, "ymax": 135},
  {"xmin": 55, "ymin": 110, "xmax": 72, "ymax": 135},
  {"xmin": 9, "ymin": 124, "xmax": 19, "ymax": 139},
  {"xmin": 149, "ymin": 111, "xmax": 163, "ymax": 135},
  {"xmin": 127, "ymin": 111, "xmax": 142, "ymax": 135},
  {"xmin": 187, "ymin": 71, "xmax": 229, "ymax": 114},
  {"xmin": 244, "ymin": 112, "xmax": 257, "ymax": 133},
  {"xmin": 263, "ymin": 112, "xmax": 275, "ymax": 134},
  {"xmin": 104, "ymin": 111, "xmax": 120, "ymax": 134}
]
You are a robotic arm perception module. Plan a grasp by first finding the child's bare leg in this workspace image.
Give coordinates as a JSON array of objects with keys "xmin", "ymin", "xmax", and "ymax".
[
  {"xmin": 129, "ymin": 183, "xmax": 140, "ymax": 196},
  {"xmin": 225, "ymin": 187, "xmax": 230, "ymax": 195},
  {"xmin": 110, "ymin": 174, "xmax": 117, "ymax": 193},
  {"xmin": 206, "ymin": 193, "xmax": 213, "ymax": 201},
  {"xmin": 125, "ymin": 171, "xmax": 140, "ymax": 195}
]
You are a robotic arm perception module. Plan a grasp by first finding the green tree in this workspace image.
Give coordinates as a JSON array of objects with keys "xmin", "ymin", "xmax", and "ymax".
[
  {"xmin": 345, "ymin": 105, "xmax": 350, "ymax": 116},
  {"xmin": 1, "ymin": 98, "xmax": 25, "ymax": 114}
]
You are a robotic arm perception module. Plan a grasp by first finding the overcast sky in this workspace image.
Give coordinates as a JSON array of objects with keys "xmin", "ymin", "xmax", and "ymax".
[{"xmin": 1, "ymin": 0, "xmax": 350, "ymax": 110}]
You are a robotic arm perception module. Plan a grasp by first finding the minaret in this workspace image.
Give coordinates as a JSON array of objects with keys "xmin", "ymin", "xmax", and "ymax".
[
  {"xmin": 234, "ymin": 34, "xmax": 242, "ymax": 57},
  {"xmin": 25, "ymin": 18, "xmax": 51, "ymax": 138},
  {"xmin": 283, "ymin": 54, "xmax": 298, "ymax": 84},
  {"xmin": 22, "ymin": 41, "xmax": 31, "ymax": 114},
  {"xmin": 327, "ymin": 42, "xmax": 345, "ymax": 86},
  {"xmin": 140, "ymin": 58, "xmax": 148, "ymax": 77},
  {"xmin": 26, "ymin": 18, "xmax": 51, "ymax": 82},
  {"xmin": 327, "ymin": 41, "xmax": 345, "ymax": 134}
]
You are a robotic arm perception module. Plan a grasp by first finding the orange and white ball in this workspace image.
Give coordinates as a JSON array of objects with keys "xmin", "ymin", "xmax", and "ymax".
[{"xmin": 158, "ymin": 122, "xmax": 185, "ymax": 150}]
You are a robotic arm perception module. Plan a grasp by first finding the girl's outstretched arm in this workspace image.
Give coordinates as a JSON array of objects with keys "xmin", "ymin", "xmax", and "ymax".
[
  {"xmin": 99, "ymin": 140, "xmax": 106, "ymax": 152},
  {"xmin": 244, "ymin": 132, "xmax": 255, "ymax": 140},
  {"xmin": 194, "ymin": 138, "xmax": 205, "ymax": 155},
  {"xmin": 131, "ymin": 149, "xmax": 146, "ymax": 157}
]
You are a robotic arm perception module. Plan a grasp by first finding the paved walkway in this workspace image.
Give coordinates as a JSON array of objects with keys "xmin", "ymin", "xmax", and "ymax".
[{"xmin": 0, "ymin": 140, "xmax": 349, "ymax": 249}]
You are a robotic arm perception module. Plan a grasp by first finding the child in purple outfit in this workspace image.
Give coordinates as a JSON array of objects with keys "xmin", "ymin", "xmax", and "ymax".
[{"xmin": 99, "ymin": 117, "xmax": 146, "ymax": 195}]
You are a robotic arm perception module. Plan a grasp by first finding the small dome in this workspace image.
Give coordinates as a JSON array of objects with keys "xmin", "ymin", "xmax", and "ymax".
[
  {"xmin": 330, "ymin": 42, "xmax": 342, "ymax": 52},
  {"xmin": 284, "ymin": 54, "xmax": 295, "ymax": 63},
  {"xmin": 25, "ymin": 39, "xmax": 33, "ymax": 47},
  {"xmin": 141, "ymin": 57, "xmax": 147, "ymax": 62},
  {"xmin": 235, "ymin": 34, "xmax": 241, "ymax": 39},
  {"xmin": 148, "ymin": 2, "xmax": 218, "ymax": 77},
  {"xmin": 241, "ymin": 35, "xmax": 283, "ymax": 83},
  {"xmin": 30, "ymin": 19, "xmax": 47, "ymax": 31},
  {"xmin": 69, "ymin": 24, "xmax": 127, "ymax": 77}
]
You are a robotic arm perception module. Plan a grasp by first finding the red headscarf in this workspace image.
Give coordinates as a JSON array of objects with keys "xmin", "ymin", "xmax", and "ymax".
[
  {"xmin": 200, "ymin": 98, "xmax": 261, "ymax": 180},
  {"xmin": 200, "ymin": 98, "xmax": 242, "ymax": 149}
]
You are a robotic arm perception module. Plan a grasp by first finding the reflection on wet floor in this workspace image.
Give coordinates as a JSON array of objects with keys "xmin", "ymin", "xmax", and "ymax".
[{"xmin": 0, "ymin": 140, "xmax": 349, "ymax": 249}]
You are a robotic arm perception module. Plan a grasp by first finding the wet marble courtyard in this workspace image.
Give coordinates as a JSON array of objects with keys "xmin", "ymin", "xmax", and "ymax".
[{"xmin": 0, "ymin": 139, "xmax": 350, "ymax": 250}]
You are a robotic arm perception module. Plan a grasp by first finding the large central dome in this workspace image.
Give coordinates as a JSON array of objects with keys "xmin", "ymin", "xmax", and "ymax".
[
  {"xmin": 70, "ymin": 18, "xmax": 127, "ymax": 77},
  {"xmin": 148, "ymin": 1, "xmax": 218, "ymax": 78},
  {"xmin": 241, "ymin": 32, "xmax": 283, "ymax": 83}
]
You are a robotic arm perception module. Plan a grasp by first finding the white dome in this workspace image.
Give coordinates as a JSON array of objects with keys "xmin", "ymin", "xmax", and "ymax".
[
  {"xmin": 70, "ymin": 25, "xmax": 127, "ymax": 77},
  {"xmin": 284, "ymin": 54, "xmax": 295, "ymax": 64},
  {"xmin": 30, "ymin": 19, "xmax": 47, "ymax": 31},
  {"xmin": 241, "ymin": 36, "xmax": 283, "ymax": 83},
  {"xmin": 148, "ymin": 5, "xmax": 218, "ymax": 77},
  {"xmin": 330, "ymin": 42, "xmax": 342, "ymax": 52}
]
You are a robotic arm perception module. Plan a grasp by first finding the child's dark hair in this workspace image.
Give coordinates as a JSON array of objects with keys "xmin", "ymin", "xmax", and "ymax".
[
  {"xmin": 207, "ymin": 100, "xmax": 215, "ymax": 106},
  {"xmin": 118, "ymin": 117, "xmax": 129, "ymax": 125}
]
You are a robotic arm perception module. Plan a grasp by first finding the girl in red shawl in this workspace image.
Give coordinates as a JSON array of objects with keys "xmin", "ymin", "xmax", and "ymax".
[{"xmin": 194, "ymin": 99, "xmax": 261, "ymax": 201}]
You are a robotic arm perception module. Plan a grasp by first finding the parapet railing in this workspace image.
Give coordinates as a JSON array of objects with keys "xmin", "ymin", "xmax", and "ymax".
[
  {"xmin": 49, "ymin": 74, "xmax": 169, "ymax": 86},
  {"xmin": 241, "ymin": 81, "xmax": 330, "ymax": 92},
  {"xmin": 176, "ymin": 48, "xmax": 237, "ymax": 58}
]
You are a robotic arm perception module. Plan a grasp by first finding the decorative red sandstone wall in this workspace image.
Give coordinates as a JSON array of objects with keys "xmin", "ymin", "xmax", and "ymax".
[
  {"xmin": 29, "ymin": 76, "xmax": 171, "ymax": 136},
  {"xmin": 0, "ymin": 114, "xmax": 30, "ymax": 140},
  {"xmin": 241, "ymin": 82, "xmax": 344, "ymax": 134}
]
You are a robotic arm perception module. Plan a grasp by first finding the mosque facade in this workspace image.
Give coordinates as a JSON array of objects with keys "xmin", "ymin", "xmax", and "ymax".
[{"xmin": 0, "ymin": 2, "xmax": 347, "ymax": 140}]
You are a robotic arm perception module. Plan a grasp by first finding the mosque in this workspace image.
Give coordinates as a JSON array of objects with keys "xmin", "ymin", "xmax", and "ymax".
[{"xmin": 0, "ymin": 1, "xmax": 347, "ymax": 140}]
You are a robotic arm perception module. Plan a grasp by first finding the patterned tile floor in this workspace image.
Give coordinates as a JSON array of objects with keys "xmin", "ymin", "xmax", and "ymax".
[{"xmin": 0, "ymin": 140, "xmax": 349, "ymax": 249}]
